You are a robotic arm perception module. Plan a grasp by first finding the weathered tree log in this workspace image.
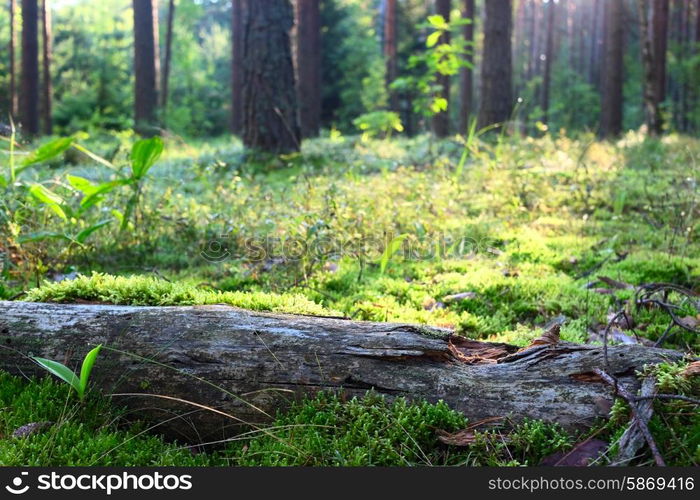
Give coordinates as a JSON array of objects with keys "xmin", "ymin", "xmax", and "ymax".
[{"xmin": 0, "ymin": 301, "xmax": 684, "ymax": 442}]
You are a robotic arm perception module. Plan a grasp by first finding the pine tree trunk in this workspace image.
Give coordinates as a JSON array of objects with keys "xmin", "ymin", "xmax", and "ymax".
[
  {"xmin": 384, "ymin": 0, "xmax": 398, "ymax": 112},
  {"xmin": 458, "ymin": 0, "xmax": 474, "ymax": 133},
  {"xmin": 600, "ymin": 0, "xmax": 623, "ymax": 138},
  {"xmin": 432, "ymin": 0, "xmax": 451, "ymax": 138},
  {"xmin": 296, "ymin": 0, "xmax": 321, "ymax": 138},
  {"xmin": 541, "ymin": 0, "xmax": 556, "ymax": 126},
  {"xmin": 161, "ymin": 0, "xmax": 176, "ymax": 125},
  {"xmin": 231, "ymin": 0, "xmax": 244, "ymax": 134},
  {"xmin": 41, "ymin": 0, "xmax": 52, "ymax": 135},
  {"xmin": 133, "ymin": 0, "xmax": 160, "ymax": 136},
  {"xmin": 242, "ymin": 0, "xmax": 300, "ymax": 153},
  {"xmin": 20, "ymin": 0, "xmax": 40, "ymax": 136},
  {"xmin": 638, "ymin": 0, "xmax": 662, "ymax": 135},
  {"xmin": 589, "ymin": 0, "xmax": 601, "ymax": 89},
  {"xmin": 9, "ymin": 0, "xmax": 18, "ymax": 119},
  {"xmin": 478, "ymin": 0, "xmax": 513, "ymax": 130},
  {"xmin": 652, "ymin": 0, "xmax": 669, "ymax": 110}
]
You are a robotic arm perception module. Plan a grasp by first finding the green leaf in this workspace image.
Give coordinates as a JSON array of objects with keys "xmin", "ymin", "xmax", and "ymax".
[
  {"xmin": 427, "ymin": 14, "xmax": 448, "ymax": 30},
  {"xmin": 67, "ymin": 174, "xmax": 97, "ymax": 194},
  {"xmin": 78, "ymin": 344, "xmax": 102, "ymax": 399},
  {"xmin": 20, "ymin": 137, "xmax": 74, "ymax": 169},
  {"xmin": 430, "ymin": 97, "xmax": 448, "ymax": 113},
  {"xmin": 18, "ymin": 231, "xmax": 72, "ymax": 244},
  {"xmin": 131, "ymin": 136, "xmax": 164, "ymax": 180},
  {"xmin": 31, "ymin": 357, "xmax": 81, "ymax": 394},
  {"xmin": 75, "ymin": 220, "xmax": 112, "ymax": 244},
  {"xmin": 79, "ymin": 179, "xmax": 129, "ymax": 210},
  {"xmin": 426, "ymin": 31, "xmax": 442, "ymax": 48},
  {"xmin": 379, "ymin": 234, "xmax": 409, "ymax": 275},
  {"xmin": 28, "ymin": 184, "xmax": 68, "ymax": 221}
]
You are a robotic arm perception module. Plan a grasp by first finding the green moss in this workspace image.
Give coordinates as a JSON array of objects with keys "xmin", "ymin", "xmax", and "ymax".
[
  {"xmin": 0, "ymin": 372, "xmax": 212, "ymax": 466},
  {"xmin": 224, "ymin": 392, "xmax": 574, "ymax": 466},
  {"xmin": 23, "ymin": 272, "xmax": 336, "ymax": 317}
]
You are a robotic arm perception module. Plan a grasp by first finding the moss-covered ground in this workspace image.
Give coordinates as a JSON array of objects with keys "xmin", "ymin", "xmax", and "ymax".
[{"xmin": 1, "ymin": 131, "xmax": 698, "ymax": 465}]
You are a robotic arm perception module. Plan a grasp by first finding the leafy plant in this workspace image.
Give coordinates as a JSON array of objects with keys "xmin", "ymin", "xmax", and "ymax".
[
  {"xmin": 379, "ymin": 234, "xmax": 409, "ymax": 275},
  {"xmin": 31, "ymin": 344, "xmax": 102, "ymax": 401},
  {"xmin": 353, "ymin": 111, "xmax": 404, "ymax": 141},
  {"xmin": 390, "ymin": 15, "xmax": 472, "ymax": 124}
]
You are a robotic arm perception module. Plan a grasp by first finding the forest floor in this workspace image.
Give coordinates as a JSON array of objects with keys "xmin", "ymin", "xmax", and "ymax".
[{"xmin": 1, "ymin": 131, "xmax": 698, "ymax": 465}]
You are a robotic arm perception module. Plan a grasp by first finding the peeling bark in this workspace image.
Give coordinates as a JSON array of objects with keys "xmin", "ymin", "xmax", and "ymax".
[{"xmin": 0, "ymin": 302, "xmax": 683, "ymax": 442}]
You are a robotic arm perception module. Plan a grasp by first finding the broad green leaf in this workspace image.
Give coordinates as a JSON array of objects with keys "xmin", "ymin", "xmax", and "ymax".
[
  {"xmin": 67, "ymin": 174, "xmax": 97, "ymax": 194},
  {"xmin": 31, "ymin": 357, "xmax": 80, "ymax": 393},
  {"xmin": 20, "ymin": 137, "xmax": 74, "ymax": 168},
  {"xmin": 75, "ymin": 220, "xmax": 112, "ymax": 244},
  {"xmin": 379, "ymin": 234, "xmax": 409, "ymax": 275},
  {"xmin": 427, "ymin": 14, "xmax": 448, "ymax": 30},
  {"xmin": 78, "ymin": 344, "xmax": 102, "ymax": 399},
  {"xmin": 426, "ymin": 31, "xmax": 442, "ymax": 48},
  {"xmin": 79, "ymin": 179, "xmax": 129, "ymax": 209},
  {"xmin": 28, "ymin": 184, "xmax": 68, "ymax": 221},
  {"xmin": 131, "ymin": 136, "xmax": 164, "ymax": 180}
]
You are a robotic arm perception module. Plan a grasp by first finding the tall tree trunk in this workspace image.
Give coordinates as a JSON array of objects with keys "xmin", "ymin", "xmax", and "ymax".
[
  {"xmin": 161, "ymin": 0, "xmax": 176, "ymax": 125},
  {"xmin": 20, "ymin": 0, "xmax": 40, "ymax": 136},
  {"xmin": 242, "ymin": 0, "xmax": 300, "ymax": 153},
  {"xmin": 652, "ymin": 0, "xmax": 669, "ymax": 109},
  {"xmin": 40, "ymin": 0, "xmax": 52, "ymax": 135},
  {"xmin": 600, "ymin": 0, "xmax": 624, "ymax": 138},
  {"xmin": 296, "ymin": 0, "xmax": 321, "ymax": 138},
  {"xmin": 133, "ymin": 0, "xmax": 160, "ymax": 136},
  {"xmin": 458, "ymin": 0, "xmax": 474, "ymax": 133},
  {"xmin": 384, "ymin": 0, "xmax": 398, "ymax": 112},
  {"xmin": 541, "ymin": 0, "xmax": 556, "ymax": 125},
  {"xmin": 231, "ymin": 0, "xmax": 244, "ymax": 134},
  {"xmin": 9, "ymin": 0, "xmax": 18, "ymax": 119},
  {"xmin": 589, "ymin": 0, "xmax": 601, "ymax": 89},
  {"xmin": 432, "ymin": 0, "xmax": 451, "ymax": 137},
  {"xmin": 695, "ymin": 0, "xmax": 700, "ymax": 131},
  {"xmin": 638, "ymin": 0, "xmax": 661, "ymax": 135},
  {"xmin": 478, "ymin": 0, "xmax": 513, "ymax": 130}
]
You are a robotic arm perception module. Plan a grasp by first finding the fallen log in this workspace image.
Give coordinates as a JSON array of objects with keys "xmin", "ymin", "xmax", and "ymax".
[{"xmin": 0, "ymin": 301, "xmax": 685, "ymax": 441}]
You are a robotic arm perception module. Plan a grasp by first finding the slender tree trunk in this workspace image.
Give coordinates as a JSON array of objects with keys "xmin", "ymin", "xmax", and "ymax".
[
  {"xmin": 231, "ymin": 0, "xmax": 244, "ymax": 134},
  {"xmin": 161, "ymin": 0, "xmax": 176, "ymax": 125},
  {"xmin": 478, "ymin": 0, "xmax": 513, "ymax": 130},
  {"xmin": 638, "ymin": 0, "xmax": 661, "ymax": 135},
  {"xmin": 577, "ymin": 0, "xmax": 587, "ymax": 76},
  {"xmin": 20, "ymin": 0, "xmax": 40, "ymax": 136},
  {"xmin": 9, "ymin": 0, "xmax": 18, "ymax": 119},
  {"xmin": 40, "ymin": 0, "xmax": 52, "ymax": 135},
  {"xmin": 652, "ymin": 0, "xmax": 669, "ymax": 109},
  {"xmin": 541, "ymin": 0, "xmax": 556, "ymax": 125},
  {"xmin": 695, "ymin": 0, "xmax": 700, "ymax": 131},
  {"xmin": 384, "ymin": 0, "xmax": 398, "ymax": 112},
  {"xmin": 296, "ymin": 0, "xmax": 322, "ymax": 138},
  {"xmin": 600, "ymin": 0, "xmax": 624, "ymax": 138},
  {"xmin": 242, "ymin": 0, "xmax": 300, "ymax": 153},
  {"xmin": 432, "ymin": 0, "xmax": 451, "ymax": 138},
  {"xmin": 133, "ymin": 0, "xmax": 160, "ymax": 136},
  {"xmin": 458, "ymin": 0, "xmax": 474, "ymax": 133},
  {"xmin": 589, "ymin": 0, "xmax": 601, "ymax": 89}
]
